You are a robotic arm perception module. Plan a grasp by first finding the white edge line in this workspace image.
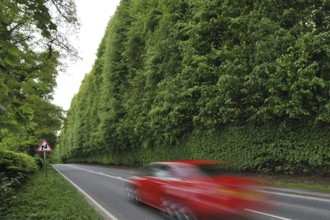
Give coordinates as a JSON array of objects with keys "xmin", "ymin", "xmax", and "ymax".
[
  {"xmin": 245, "ymin": 208, "xmax": 292, "ymax": 220},
  {"xmin": 258, "ymin": 189, "xmax": 330, "ymax": 203},
  {"xmin": 53, "ymin": 166, "xmax": 118, "ymax": 220}
]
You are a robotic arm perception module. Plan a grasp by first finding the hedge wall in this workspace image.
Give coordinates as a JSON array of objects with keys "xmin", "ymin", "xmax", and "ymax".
[{"xmin": 63, "ymin": 122, "xmax": 330, "ymax": 175}]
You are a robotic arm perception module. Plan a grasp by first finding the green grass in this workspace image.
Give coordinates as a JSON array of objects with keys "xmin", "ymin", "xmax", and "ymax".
[
  {"xmin": 3, "ymin": 167, "xmax": 103, "ymax": 220},
  {"xmin": 251, "ymin": 173, "xmax": 330, "ymax": 193},
  {"xmin": 274, "ymin": 181, "xmax": 330, "ymax": 193}
]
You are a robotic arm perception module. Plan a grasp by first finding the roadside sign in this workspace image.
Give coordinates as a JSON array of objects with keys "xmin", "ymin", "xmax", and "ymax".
[
  {"xmin": 37, "ymin": 139, "xmax": 52, "ymax": 178},
  {"xmin": 37, "ymin": 139, "xmax": 53, "ymax": 152}
]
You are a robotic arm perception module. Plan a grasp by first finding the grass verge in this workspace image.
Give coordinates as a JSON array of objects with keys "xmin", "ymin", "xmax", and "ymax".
[
  {"xmin": 2, "ymin": 167, "xmax": 103, "ymax": 220},
  {"xmin": 223, "ymin": 170, "xmax": 330, "ymax": 193},
  {"xmin": 274, "ymin": 181, "xmax": 330, "ymax": 192},
  {"xmin": 254, "ymin": 173, "xmax": 330, "ymax": 193}
]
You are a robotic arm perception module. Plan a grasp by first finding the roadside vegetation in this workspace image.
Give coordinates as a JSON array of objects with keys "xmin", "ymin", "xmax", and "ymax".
[
  {"xmin": 252, "ymin": 172, "xmax": 330, "ymax": 193},
  {"xmin": 0, "ymin": 149, "xmax": 39, "ymax": 214},
  {"xmin": 275, "ymin": 181, "xmax": 330, "ymax": 192},
  {"xmin": 2, "ymin": 167, "xmax": 103, "ymax": 220},
  {"xmin": 271, "ymin": 175, "xmax": 330, "ymax": 192},
  {"xmin": 0, "ymin": 0, "xmax": 79, "ymax": 217}
]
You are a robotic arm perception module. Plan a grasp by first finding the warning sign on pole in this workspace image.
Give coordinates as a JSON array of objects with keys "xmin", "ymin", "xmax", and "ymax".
[
  {"xmin": 37, "ymin": 139, "xmax": 52, "ymax": 178},
  {"xmin": 37, "ymin": 140, "xmax": 53, "ymax": 152}
]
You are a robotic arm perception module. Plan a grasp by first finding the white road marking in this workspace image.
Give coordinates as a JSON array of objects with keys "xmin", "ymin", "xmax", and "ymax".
[
  {"xmin": 258, "ymin": 189, "xmax": 330, "ymax": 203},
  {"xmin": 53, "ymin": 166, "xmax": 118, "ymax": 220},
  {"xmin": 245, "ymin": 209, "xmax": 292, "ymax": 220},
  {"xmin": 69, "ymin": 165, "xmax": 130, "ymax": 182}
]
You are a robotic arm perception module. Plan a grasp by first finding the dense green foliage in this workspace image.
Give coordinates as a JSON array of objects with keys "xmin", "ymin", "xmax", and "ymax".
[
  {"xmin": 1, "ymin": 167, "xmax": 103, "ymax": 219},
  {"xmin": 0, "ymin": 0, "xmax": 78, "ymax": 133},
  {"xmin": 0, "ymin": 0, "xmax": 79, "ymax": 212},
  {"xmin": 59, "ymin": 0, "xmax": 330, "ymax": 175},
  {"xmin": 0, "ymin": 0, "xmax": 79, "ymax": 160},
  {"xmin": 0, "ymin": 0, "xmax": 78, "ymax": 154},
  {"xmin": 0, "ymin": 149, "xmax": 38, "ymax": 214}
]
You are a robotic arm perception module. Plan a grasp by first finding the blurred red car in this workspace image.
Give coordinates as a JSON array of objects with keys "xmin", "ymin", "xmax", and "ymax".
[{"xmin": 126, "ymin": 160, "xmax": 269, "ymax": 220}]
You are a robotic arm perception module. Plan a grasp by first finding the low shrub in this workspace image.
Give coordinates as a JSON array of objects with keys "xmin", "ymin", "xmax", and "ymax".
[{"xmin": 0, "ymin": 149, "xmax": 38, "ymax": 214}]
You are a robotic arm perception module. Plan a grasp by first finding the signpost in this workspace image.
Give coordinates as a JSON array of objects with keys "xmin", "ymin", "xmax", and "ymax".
[{"xmin": 37, "ymin": 139, "xmax": 52, "ymax": 178}]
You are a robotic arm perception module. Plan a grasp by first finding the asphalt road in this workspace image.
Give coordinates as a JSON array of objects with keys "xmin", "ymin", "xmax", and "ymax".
[{"xmin": 52, "ymin": 164, "xmax": 330, "ymax": 220}]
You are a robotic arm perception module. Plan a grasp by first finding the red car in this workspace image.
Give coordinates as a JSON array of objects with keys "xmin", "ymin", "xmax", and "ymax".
[{"xmin": 126, "ymin": 160, "xmax": 269, "ymax": 220}]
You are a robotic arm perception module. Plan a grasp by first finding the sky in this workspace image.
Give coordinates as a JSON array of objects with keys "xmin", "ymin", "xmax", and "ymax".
[{"xmin": 53, "ymin": 0, "xmax": 121, "ymax": 111}]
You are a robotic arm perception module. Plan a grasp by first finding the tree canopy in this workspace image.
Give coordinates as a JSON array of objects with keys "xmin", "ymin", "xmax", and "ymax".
[{"xmin": 0, "ymin": 0, "xmax": 79, "ymax": 154}]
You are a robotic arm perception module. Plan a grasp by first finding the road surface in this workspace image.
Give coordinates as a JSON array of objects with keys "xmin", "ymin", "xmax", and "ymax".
[{"xmin": 52, "ymin": 164, "xmax": 330, "ymax": 220}]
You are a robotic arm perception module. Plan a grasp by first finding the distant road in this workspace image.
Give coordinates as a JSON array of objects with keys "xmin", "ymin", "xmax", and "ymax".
[{"xmin": 53, "ymin": 164, "xmax": 330, "ymax": 220}]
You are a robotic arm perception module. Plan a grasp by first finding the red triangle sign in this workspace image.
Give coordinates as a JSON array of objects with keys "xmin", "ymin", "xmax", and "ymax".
[{"xmin": 37, "ymin": 140, "xmax": 52, "ymax": 152}]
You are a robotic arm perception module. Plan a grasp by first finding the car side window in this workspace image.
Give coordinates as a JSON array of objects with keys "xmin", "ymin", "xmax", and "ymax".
[
  {"xmin": 173, "ymin": 165, "xmax": 201, "ymax": 178},
  {"xmin": 150, "ymin": 165, "xmax": 174, "ymax": 179}
]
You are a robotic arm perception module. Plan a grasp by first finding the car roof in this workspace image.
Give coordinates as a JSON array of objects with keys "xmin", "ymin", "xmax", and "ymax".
[{"xmin": 151, "ymin": 160, "xmax": 223, "ymax": 166}]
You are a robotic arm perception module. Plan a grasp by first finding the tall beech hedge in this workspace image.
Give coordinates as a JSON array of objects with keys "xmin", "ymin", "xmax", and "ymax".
[
  {"xmin": 62, "ymin": 122, "xmax": 330, "ymax": 175},
  {"xmin": 59, "ymin": 0, "xmax": 330, "ymax": 175}
]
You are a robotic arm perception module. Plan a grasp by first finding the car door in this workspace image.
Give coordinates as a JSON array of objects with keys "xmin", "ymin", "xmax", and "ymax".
[{"xmin": 138, "ymin": 164, "xmax": 174, "ymax": 207}]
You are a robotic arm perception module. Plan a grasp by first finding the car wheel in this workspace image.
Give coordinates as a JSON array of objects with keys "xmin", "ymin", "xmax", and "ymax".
[
  {"xmin": 161, "ymin": 198, "xmax": 176, "ymax": 219},
  {"xmin": 174, "ymin": 203, "xmax": 197, "ymax": 220},
  {"xmin": 161, "ymin": 198, "xmax": 197, "ymax": 220},
  {"xmin": 126, "ymin": 185, "xmax": 140, "ymax": 203}
]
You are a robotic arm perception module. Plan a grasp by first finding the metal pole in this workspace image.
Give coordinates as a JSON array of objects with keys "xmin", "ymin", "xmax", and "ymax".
[{"xmin": 44, "ymin": 152, "xmax": 47, "ymax": 178}]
